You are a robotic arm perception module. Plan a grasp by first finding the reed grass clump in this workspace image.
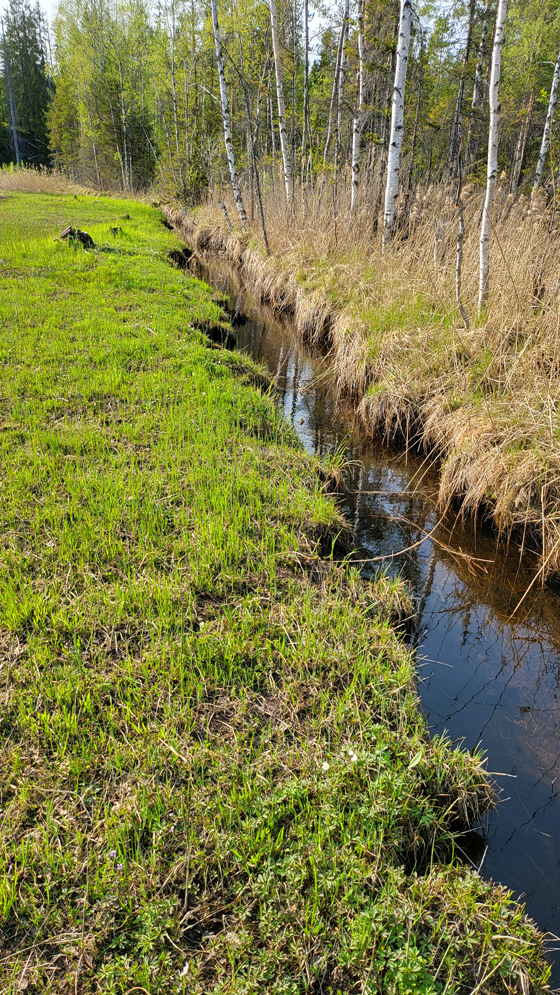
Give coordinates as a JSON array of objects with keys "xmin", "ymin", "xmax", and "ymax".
[
  {"xmin": 0, "ymin": 191, "xmax": 551, "ymax": 993},
  {"xmin": 172, "ymin": 177, "xmax": 560, "ymax": 578},
  {"xmin": 0, "ymin": 163, "xmax": 88, "ymax": 195}
]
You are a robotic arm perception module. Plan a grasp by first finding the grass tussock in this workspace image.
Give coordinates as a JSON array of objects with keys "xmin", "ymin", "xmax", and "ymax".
[
  {"xmin": 0, "ymin": 191, "xmax": 551, "ymax": 993},
  {"xmin": 171, "ymin": 178, "xmax": 560, "ymax": 577}
]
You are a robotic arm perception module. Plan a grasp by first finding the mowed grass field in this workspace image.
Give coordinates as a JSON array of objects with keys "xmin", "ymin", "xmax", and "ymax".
[{"xmin": 0, "ymin": 191, "xmax": 551, "ymax": 993}]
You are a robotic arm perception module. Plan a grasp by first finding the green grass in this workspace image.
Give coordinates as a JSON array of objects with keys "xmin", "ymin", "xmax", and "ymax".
[{"xmin": 0, "ymin": 192, "xmax": 551, "ymax": 994}]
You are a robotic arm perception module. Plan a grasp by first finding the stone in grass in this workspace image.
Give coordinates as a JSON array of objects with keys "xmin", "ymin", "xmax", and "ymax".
[{"xmin": 60, "ymin": 226, "xmax": 95, "ymax": 249}]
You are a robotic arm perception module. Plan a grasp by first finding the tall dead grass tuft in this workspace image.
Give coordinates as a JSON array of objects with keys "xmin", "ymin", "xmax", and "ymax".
[
  {"xmin": 0, "ymin": 164, "xmax": 90, "ymax": 195},
  {"xmin": 166, "ymin": 172, "xmax": 560, "ymax": 576}
]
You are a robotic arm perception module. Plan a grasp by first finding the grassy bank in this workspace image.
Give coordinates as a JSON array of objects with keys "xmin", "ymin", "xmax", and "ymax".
[
  {"xmin": 169, "ymin": 181, "xmax": 560, "ymax": 581},
  {"xmin": 0, "ymin": 190, "xmax": 551, "ymax": 993}
]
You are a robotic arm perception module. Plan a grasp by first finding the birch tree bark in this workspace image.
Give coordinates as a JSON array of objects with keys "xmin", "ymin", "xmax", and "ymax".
[
  {"xmin": 269, "ymin": 0, "xmax": 293, "ymax": 209},
  {"xmin": 350, "ymin": 0, "xmax": 364, "ymax": 211},
  {"xmin": 533, "ymin": 47, "xmax": 560, "ymax": 191},
  {"xmin": 478, "ymin": 0, "xmax": 508, "ymax": 314},
  {"xmin": 210, "ymin": 0, "xmax": 248, "ymax": 227},
  {"xmin": 382, "ymin": 0, "xmax": 413, "ymax": 250}
]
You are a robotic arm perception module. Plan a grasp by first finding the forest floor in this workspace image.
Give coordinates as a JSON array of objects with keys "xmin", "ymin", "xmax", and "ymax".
[
  {"xmin": 173, "ymin": 184, "xmax": 560, "ymax": 584},
  {"xmin": 0, "ymin": 189, "xmax": 552, "ymax": 993}
]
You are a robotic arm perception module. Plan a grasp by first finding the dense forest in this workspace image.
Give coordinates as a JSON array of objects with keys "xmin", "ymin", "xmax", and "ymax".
[{"xmin": 2, "ymin": 0, "xmax": 560, "ymax": 206}]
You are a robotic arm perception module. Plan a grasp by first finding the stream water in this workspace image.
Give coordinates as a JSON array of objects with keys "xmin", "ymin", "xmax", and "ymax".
[{"xmin": 192, "ymin": 253, "xmax": 560, "ymax": 981}]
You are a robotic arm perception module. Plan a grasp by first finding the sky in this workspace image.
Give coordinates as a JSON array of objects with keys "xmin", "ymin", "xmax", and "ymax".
[{"xmin": 41, "ymin": 0, "xmax": 58, "ymax": 27}]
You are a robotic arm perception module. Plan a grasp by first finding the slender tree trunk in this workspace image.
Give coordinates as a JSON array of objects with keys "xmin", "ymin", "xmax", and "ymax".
[
  {"xmin": 351, "ymin": 0, "xmax": 365, "ymax": 212},
  {"xmin": 478, "ymin": 0, "xmax": 508, "ymax": 314},
  {"xmin": 323, "ymin": 4, "xmax": 348, "ymax": 164},
  {"xmin": 210, "ymin": 0, "xmax": 248, "ymax": 226},
  {"xmin": 1, "ymin": 17, "xmax": 20, "ymax": 166},
  {"xmin": 448, "ymin": 0, "xmax": 476, "ymax": 178},
  {"xmin": 269, "ymin": 86, "xmax": 276, "ymax": 164},
  {"xmin": 382, "ymin": 0, "xmax": 413, "ymax": 250},
  {"xmin": 291, "ymin": 0, "xmax": 296, "ymax": 205},
  {"xmin": 85, "ymin": 93, "xmax": 101, "ymax": 188},
  {"xmin": 269, "ymin": 0, "xmax": 293, "ymax": 209},
  {"xmin": 108, "ymin": 93, "xmax": 127, "ymax": 190},
  {"xmin": 335, "ymin": 0, "xmax": 350, "ymax": 166},
  {"xmin": 510, "ymin": 88, "xmax": 534, "ymax": 194},
  {"xmin": 533, "ymin": 46, "xmax": 560, "ymax": 191},
  {"xmin": 472, "ymin": 0, "xmax": 492, "ymax": 110},
  {"xmin": 183, "ymin": 56, "xmax": 191, "ymax": 159},
  {"xmin": 406, "ymin": 30, "xmax": 424, "ymax": 204},
  {"xmin": 301, "ymin": 0, "xmax": 310, "ymax": 183},
  {"xmin": 456, "ymin": 157, "xmax": 469, "ymax": 328},
  {"xmin": 241, "ymin": 85, "xmax": 271, "ymax": 255},
  {"xmin": 170, "ymin": 0, "xmax": 180, "ymax": 158},
  {"xmin": 117, "ymin": 55, "xmax": 130, "ymax": 190},
  {"xmin": 152, "ymin": 73, "xmax": 177, "ymax": 181}
]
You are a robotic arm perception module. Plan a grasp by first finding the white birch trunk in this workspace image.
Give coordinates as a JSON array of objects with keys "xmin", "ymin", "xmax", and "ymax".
[
  {"xmin": 269, "ymin": 0, "xmax": 293, "ymax": 209},
  {"xmin": 382, "ymin": 0, "xmax": 413, "ymax": 250},
  {"xmin": 533, "ymin": 46, "xmax": 560, "ymax": 190},
  {"xmin": 478, "ymin": 0, "xmax": 508, "ymax": 314},
  {"xmin": 350, "ymin": 0, "xmax": 365, "ymax": 211},
  {"xmin": 210, "ymin": 0, "xmax": 248, "ymax": 227}
]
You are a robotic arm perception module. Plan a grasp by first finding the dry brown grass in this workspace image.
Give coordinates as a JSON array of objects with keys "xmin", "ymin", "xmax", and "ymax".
[
  {"xmin": 0, "ymin": 164, "xmax": 91, "ymax": 195},
  {"xmin": 166, "ymin": 173, "xmax": 560, "ymax": 577}
]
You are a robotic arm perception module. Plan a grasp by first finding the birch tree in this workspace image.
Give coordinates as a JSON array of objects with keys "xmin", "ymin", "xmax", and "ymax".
[
  {"xmin": 210, "ymin": 0, "xmax": 248, "ymax": 227},
  {"xmin": 350, "ymin": 0, "xmax": 364, "ymax": 211},
  {"xmin": 382, "ymin": 0, "xmax": 413, "ymax": 250},
  {"xmin": 269, "ymin": 0, "xmax": 293, "ymax": 209},
  {"xmin": 533, "ymin": 45, "xmax": 560, "ymax": 190},
  {"xmin": 478, "ymin": 0, "xmax": 509, "ymax": 314}
]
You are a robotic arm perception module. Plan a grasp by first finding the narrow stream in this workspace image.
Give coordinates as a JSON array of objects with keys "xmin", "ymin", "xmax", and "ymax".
[{"xmin": 192, "ymin": 253, "xmax": 560, "ymax": 980}]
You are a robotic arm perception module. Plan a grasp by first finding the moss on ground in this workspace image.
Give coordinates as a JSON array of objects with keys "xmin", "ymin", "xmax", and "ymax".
[{"xmin": 0, "ymin": 193, "xmax": 551, "ymax": 993}]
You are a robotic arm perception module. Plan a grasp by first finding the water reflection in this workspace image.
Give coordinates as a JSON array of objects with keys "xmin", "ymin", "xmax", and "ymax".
[{"xmin": 193, "ymin": 256, "xmax": 560, "ymax": 977}]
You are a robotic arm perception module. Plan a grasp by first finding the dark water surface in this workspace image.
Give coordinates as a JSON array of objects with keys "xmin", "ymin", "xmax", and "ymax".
[{"xmin": 193, "ymin": 254, "xmax": 560, "ymax": 980}]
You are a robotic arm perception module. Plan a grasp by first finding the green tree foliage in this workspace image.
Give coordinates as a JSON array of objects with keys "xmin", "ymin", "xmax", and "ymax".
[
  {"xmin": 3, "ymin": 0, "xmax": 560, "ymax": 199},
  {"xmin": 0, "ymin": 0, "xmax": 51, "ymax": 165}
]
